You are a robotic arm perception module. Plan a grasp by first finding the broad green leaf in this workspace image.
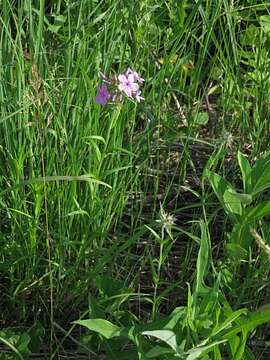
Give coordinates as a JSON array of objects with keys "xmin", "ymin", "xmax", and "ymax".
[
  {"xmin": 243, "ymin": 201, "xmax": 270, "ymax": 224},
  {"xmin": 206, "ymin": 170, "xmax": 242, "ymax": 219},
  {"xmin": 135, "ymin": 307, "xmax": 185, "ymax": 335},
  {"xmin": 252, "ymin": 167, "xmax": 270, "ymax": 196},
  {"xmin": 74, "ymin": 319, "xmax": 122, "ymax": 339},
  {"xmin": 145, "ymin": 345, "xmax": 175, "ymax": 358},
  {"xmin": 227, "ymin": 190, "xmax": 252, "ymax": 205},
  {"xmin": 237, "ymin": 151, "xmax": 251, "ymax": 194},
  {"xmin": 186, "ymin": 340, "xmax": 227, "ymax": 360},
  {"xmin": 165, "ymin": 307, "xmax": 186, "ymax": 329},
  {"xmin": 141, "ymin": 330, "xmax": 178, "ymax": 353},
  {"xmin": 251, "ymin": 151, "xmax": 270, "ymax": 195},
  {"xmin": 194, "ymin": 112, "xmax": 209, "ymax": 125},
  {"xmin": 230, "ymin": 201, "xmax": 270, "ymax": 250}
]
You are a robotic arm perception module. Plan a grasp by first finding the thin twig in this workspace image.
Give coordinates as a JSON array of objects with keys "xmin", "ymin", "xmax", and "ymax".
[{"xmin": 250, "ymin": 228, "xmax": 270, "ymax": 261}]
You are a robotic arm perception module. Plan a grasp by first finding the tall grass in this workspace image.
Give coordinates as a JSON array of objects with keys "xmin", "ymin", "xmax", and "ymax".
[{"xmin": 1, "ymin": 0, "xmax": 270, "ymax": 358}]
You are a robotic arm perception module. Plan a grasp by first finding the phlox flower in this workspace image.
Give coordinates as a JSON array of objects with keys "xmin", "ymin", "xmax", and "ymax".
[
  {"xmin": 118, "ymin": 74, "xmax": 139, "ymax": 98},
  {"xmin": 95, "ymin": 68, "xmax": 144, "ymax": 106},
  {"xmin": 95, "ymin": 84, "xmax": 110, "ymax": 106}
]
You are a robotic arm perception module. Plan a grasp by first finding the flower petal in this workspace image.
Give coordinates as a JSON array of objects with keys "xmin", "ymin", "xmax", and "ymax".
[
  {"xmin": 95, "ymin": 94, "xmax": 107, "ymax": 105},
  {"xmin": 118, "ymin": 74, "xmax": 127, "ymax": 83},
  {"xmin": 128, "ymin": 74, "xmax": 135, "ymax": 83},
  {"xmin": 131, "ymin": 83, "xmax": 139, "ymax": 92}
]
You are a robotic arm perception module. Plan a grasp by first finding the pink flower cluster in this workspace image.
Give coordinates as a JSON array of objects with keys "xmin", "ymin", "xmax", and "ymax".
[{"xmin": 95, "ymin": 68, "xmax": 144, "ymax": 106}]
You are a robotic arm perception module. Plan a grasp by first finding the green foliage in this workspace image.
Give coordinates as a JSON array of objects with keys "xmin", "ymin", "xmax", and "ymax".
[
  {"xmin": 76, "ymin": 221, "xmax": 268, "ymax": 359},
  {"xmin": 206, "ymin": 150, "xmax": 270, "ymax": 258},
  {"xmin": 1, "ymin": 0, "xmax": 270, "ymax": 358},
  {"xmin": 0, "ymin": 322, "xmax": 44, "ymax": 359}
]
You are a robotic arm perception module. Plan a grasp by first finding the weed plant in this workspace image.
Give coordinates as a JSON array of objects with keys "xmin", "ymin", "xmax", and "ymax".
[{"xmin": 0, "ymin": 0, "xmax": 270, "ymax": 358}]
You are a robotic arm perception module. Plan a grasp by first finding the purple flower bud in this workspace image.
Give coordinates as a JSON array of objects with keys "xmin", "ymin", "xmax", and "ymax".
[{"xmin": 95, "ymin": 84, "xmax": 110, "ymax": 106}]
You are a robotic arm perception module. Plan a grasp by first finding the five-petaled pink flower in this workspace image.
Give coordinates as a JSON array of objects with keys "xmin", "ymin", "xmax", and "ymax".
[
  {"xmin": 118, "ymin": 74, "xmax": 139, "ymax": 98},
  {"xmin": 95, "ymin": 69, "xmax": 144, "ymax": 106},
  {"xmin": 95, "ymin": 84, "xmax": 110, "ymax": 106}
]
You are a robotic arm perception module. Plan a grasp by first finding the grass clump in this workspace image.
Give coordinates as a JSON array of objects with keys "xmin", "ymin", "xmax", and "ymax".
[{"xmin": 1, "ymin": 0, "xmax": 270, "ymax": 358}]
